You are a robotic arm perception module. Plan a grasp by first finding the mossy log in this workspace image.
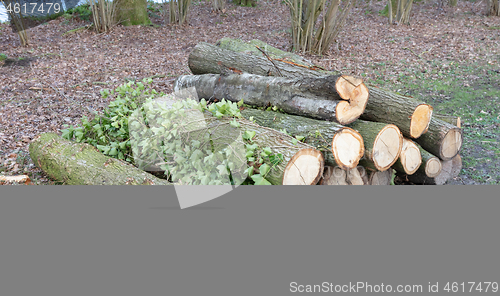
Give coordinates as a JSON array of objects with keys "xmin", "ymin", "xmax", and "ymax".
[
  {"xmin": 188, "ymin": 40, "xmax": 433, "ymax": 139},
  {"xmin": 414, "ymin": 117, "xmax": 462, "ymax": 161},
  {"xmin": 239, "ymin": 108, "xmax": 364, "ymax": 170},
  {"xmin": 29, "ymin": 133, "xmax": 173, "ymax": 185},
  {"xmin": 174, "ymin": 72, "xmax": 368, "ymax": 125}
]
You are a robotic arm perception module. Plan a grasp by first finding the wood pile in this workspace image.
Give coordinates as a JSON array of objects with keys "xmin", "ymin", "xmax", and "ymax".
[{"xmin": 171, "ymin": 38, "xmax": 464, "ymax": 185}]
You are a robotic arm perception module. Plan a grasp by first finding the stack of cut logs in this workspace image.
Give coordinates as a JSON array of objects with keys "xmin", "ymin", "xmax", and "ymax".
[{"xmin": 172, "ymin": 38, "xmax": 463, "ymax": 185}]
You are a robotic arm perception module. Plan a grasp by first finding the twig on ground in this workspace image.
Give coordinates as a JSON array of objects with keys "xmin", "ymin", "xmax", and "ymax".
[{"xmin": 255, "ymin": 46, "xmax": 283, "ymax": 77}]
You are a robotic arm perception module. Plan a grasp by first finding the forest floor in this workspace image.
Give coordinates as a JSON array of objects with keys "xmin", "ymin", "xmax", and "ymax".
[{"xmin": 0, "ymin": 0, "xmax": 499, "ymax": 185}]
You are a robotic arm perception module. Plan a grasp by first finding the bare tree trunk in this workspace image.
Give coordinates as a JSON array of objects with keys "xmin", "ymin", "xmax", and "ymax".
[
  {"xmin": 487, "ymin": 0, "xmax": 500, "ymax": 16},
  {"xmin": 174, "ymin": 72, "xmax": 369, "ymax": 125},
  {"xmin": 212, "ymin": 0, "xmax": 226, "ymax": 11}
]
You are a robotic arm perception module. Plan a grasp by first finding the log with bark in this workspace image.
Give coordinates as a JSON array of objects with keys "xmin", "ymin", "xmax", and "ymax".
[
  {"xmin": 239, "ymin": 108, "xmax": 364, "ymax": 169},
  {"xmin": 240, "ymin": 108, "xmax": 402, "ymax": 171},
  {"xmin": 414, "ymin": 117, "xmax": 462, "ymax": 161},
  {"xmin": 197, "ymin": 117, "xmax": 325, "ymax": 185},
  {"xmin": 174, "ymin": 72, "xmax": 369, "ymax": 125},
  {"xmin": 347, "ymin": 120, "xmax": 403, "ymax": 171},
  {"xmin": 145, "ymin": 100, "xmax": 326, "ymax": 185},
  {"xmin": 391, "ymin": 138, "xmax": 422, "ymax": 175},
  {"xmin": 188, "ymin": 41, "xmax": 433, "ymax": 138},
  {"xmin": 29, "ymin": 133, "xmax": 175, "ymax": 185},
  {"xmin": 415, "ymin": 144, "xmax": 443, "ymax": 178},
  {"xmin": 399, "ymin": 153, "xmax": 462, "ymax": 185}
]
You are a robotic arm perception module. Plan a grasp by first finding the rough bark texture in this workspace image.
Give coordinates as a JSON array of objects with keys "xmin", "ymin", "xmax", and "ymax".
[
  {"xmin": 115, "ymin": 0, "xmax": 151, "ymax": 26},
  {"xmin": 189, "ymin": 40, "xmax": 433, "ymax": 138},
  {"xmin": 29, "ymin": 133, "xmax": 173, "ymax": 185},
  {"xmin": 347, "ymin": 121, "xmax": 403, "ymax": 171},
  {"xmin": 174, "ymin": 73, "xmax": 363, "ymax": 124},
  {"xmin": 360, "ymin": 88, "xmax": 432, "ymax": 139},
  {"xmin": 414, "ymin": 117, "xmax": 462, "ymax": 161},
  {"xmin": 216, "ymin": 38, "xmax": 330, "ymax": 73},
  {"xmin": 239, "ymin": 108, "xmax": 364, "ymax": 169},
  {"xmin": 189, "ymin": 42, "xmax": 331, "ymax": 78}
]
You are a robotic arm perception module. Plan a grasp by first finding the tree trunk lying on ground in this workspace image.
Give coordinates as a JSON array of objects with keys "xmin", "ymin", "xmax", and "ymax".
[
  {"xmin": 414, "ymin": 143, "xmax": 442, "ymax": 178},
  {"xmin": 174, "ymin": 72, "xmax": 369, "ymax": 125},
  {"xmin": 240, "ymin": 108, "xmax": 402, "ymax": 171},
  {"xmin": 239, "ymin": 108, "xmax": 364, "ymax": 170},
  {"xmin": 188, "ymin": 41, "xmax": 433, "ymax": 138},
  {"xmin": 143, "ymin": 100, "xmax": 326, "ymax": 185},
  {"xmin": 414, "ymin": 117, "xmax": 462, "ymax": 161},
  {"xmin": 29, "ymin": 133, "xmax": 174, "ymax": 185},
  {"xmin": 347, "ymin": 120, "xmax": 403, "ymax": 171},
  {"xmin": 392, "ymin": 138, "xmax": 422, "ymax": 175},
  {"xmin": 231, "ymin": 118, "xmax": 325, "ymax": 185}
]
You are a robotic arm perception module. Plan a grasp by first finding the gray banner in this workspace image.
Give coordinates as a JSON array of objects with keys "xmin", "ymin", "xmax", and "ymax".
[{"xmin": 0, "ymin": 186, "xmax": 498, "ymax": 295}]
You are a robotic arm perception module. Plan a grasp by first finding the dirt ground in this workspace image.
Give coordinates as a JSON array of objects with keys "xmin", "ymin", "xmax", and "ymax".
[{"xmin": 1, "ymin": 0, "xmax": 499, "ymax": 184}]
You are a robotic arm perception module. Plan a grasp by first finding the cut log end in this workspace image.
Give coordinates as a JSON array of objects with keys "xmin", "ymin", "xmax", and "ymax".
[
  {"xmin": 434, "ymin": 159, "xmax": 453, "ymax": 185},
  {"xmin": 441, "ymin": 128, "xmax": 462, "ymax": 160},
  {"xmin": 401, "ymin": 139, "xmax": 422, "ymax": 175},
  {"xmin": 425, "ymin": 157, "xmax": 442, "ymax": 178},
  {"xmin": 451, "ymin": 154, "xmax": 462, "ymax": 179},
  {"xmin": 410, "ymin": 104, "xmax": 433, "ymax": 138},
  {"xmin": 331, "ymin": 127, "xmax": 365, "ymax": 170},
  {"xmin": 283, "ymin": 149, "xmax": 324, "ymax": 185},
  {"xmin": 369, "ymin": 169, "xmax": 393, "ymax": 185},
  {"xmin": 372, "ymin": 124, "xmax": 403, "ymax": 171},
  {"xmin": 320, "ymin": 166, "xmax": 348, "ymax": 185},
  {"xmin": 335, "ymin": 76, "xmax": 369, "ymax": 125},
  {"xmin": 347, "ymin": 167, "xmax": 365, "ymax": 185}
]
